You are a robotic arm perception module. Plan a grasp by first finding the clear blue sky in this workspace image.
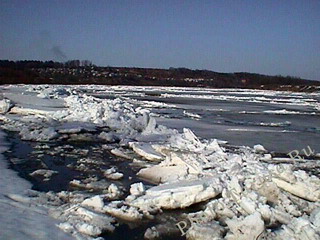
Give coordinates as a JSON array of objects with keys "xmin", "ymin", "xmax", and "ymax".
[{"xmin": 1, "ymin": 0, "xmax": 319, "ymax": 80}]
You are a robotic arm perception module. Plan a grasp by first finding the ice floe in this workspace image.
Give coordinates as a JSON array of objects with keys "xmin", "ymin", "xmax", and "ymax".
[{"xmin": 30, "ymin": 169, "xmax": 58, "ymax": 181}]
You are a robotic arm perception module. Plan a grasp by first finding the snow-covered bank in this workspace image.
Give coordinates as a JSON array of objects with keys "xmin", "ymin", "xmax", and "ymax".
[
  {"xmin": 0, "ymin": 130, "xmax": 73, "ymax": 240},
  {"xmin": 0, "ymin": 85, "xmax": 320, "ymax": 240}
]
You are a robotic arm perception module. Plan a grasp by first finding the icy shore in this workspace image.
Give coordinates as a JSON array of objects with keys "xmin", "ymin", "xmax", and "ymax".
[
  {"xmin": 0, "ymin": 85, "xmax": 320, "ymax": 240},
  {"xmin": 0, "ymin": 130, "xmax": 74, "ymax": 240}
]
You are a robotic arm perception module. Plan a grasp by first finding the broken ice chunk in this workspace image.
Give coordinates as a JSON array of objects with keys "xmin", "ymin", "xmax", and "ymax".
[
  {"xmin": 75, "ymin": 223, "xmax": 102, "ymax": 236},
  {"xmin": 187, "ymin": 221, "xmax": 225, "ymax": 240},
  {"xmin": 104, "ymin": 167, "xmax": 124, "ymax": 180},
  {"xmin": 271, "ymin": 168, "xmax": 320, "ymax": 202},
  {"xmin": 0, "ymin": 99, "xmax": 13, "ymax": 114},
  {"xmin": 253, "ymin": 144, "xmax": 267, "ymax": 154},
  {"xmin": 131, "ymin": 177, "xmax": 222, "ymax": 210},
  {"xmin": 110, "ymin": 148, "xmax": 133, "ymax": 160},
  {"xmin": 20, "ymin": 127, "xmax": 59, "ymax": 142},
  {"xmin": 98, "ymin": 131, "xmax": 119, "ymax": 143},
  {"xmin": 30, "ymin": 169, "xmax": 58, "ymax": 181},
  {"xmin": 130, "ymin": 182, "xmax": 145, "ymax": 196},
  {"xmin": 137, "ymin": 165, "xmax": 189, "ymax": 184},
  {"xmin": 129, "ymin": 142, "xmax": 164, "ymax": 161},
  {"xmin": 103, "ymin": 201, "xmax": 143, "ymax": 221},
  {"xmin": 81, "ymin": 195, "xmax": 105, "ymax": 211},
  {"xmin": 225, "ymin": 212, "xmax": 265, "ymax": 240}
]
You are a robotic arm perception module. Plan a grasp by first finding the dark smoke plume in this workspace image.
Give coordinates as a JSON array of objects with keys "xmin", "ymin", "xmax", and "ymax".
[{"xmin": 51, "ymin": 45, "xmax": 67, "ymax": 60}]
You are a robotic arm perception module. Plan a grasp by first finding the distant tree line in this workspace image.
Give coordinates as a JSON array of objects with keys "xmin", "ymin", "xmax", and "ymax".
[
  {"xmin": 0, "ymin": 60, "xmax": 93, "ymax": 69},
  {"xmin": 0, "ymin": 60, "xmax": 319, "ymax": 90}
]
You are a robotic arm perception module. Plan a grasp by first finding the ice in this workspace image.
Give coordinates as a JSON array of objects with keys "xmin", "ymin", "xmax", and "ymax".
[
  {"xmin": 20, "ymin": 127, "xmax": 59, "ymax": 141},
  {"xmin": 129, "ymin": 182, "xmax": 145, "ymax": 196},
  {"xmin": 130, "ymin": 177, "xmax": 222, "ymax": 210},
  {"xmin": 269, "ymin": 214, "xmax": 320, "ymax": 239},
  {"xmin": 103, "ymin": 167, "xmax": 124, "ymax": 180},
  {"xmin": 61, "ymin": 95, "xmax": 158, "ymax": 137},
  {"xmin": 35, "ymin": 86, "xmax": 71, "ymax": 99},
  {"xmin": 103, "ymin": 201, "xmax": 143, "ymax": 221},
  {"xmin": 310, "ymin": 208, "xmax": 320, "ymax": 228},
  {"xmin": 57, "ymin": 122, "xmax": 97, "ymax": 134},
  {"xmin": 0, "ymin": 130, "xmax": 74, "ymax": 240},
  {"xmin": 0, "ymin": 99, "xmax": 12, "ymax": 114},
  {"xmin": 137, "ymin": 165, "xmax": 188, "ymax": 183},
  {"xmin": 129, "ymin": 142, "xmax": 164, "ymax": 161},
  {"xmin": 3, "ymin": 89, "xmax": 65, "ymax": 110},
  {"xmin": 183, "ymin": 110, "xmax": 201, "ymax": 119},
  {"xmin": 271, "ymin": 175, "xmax": 320, "ymax": 202},
  {"xmin": 81, "ymin": 196, "xmax": 105, "ymax": 211},
  {"xmin": 253, "ymin": 144, "xmax": 267, "ymax": 153},
  {"xmin": 263, "ymin": 109, "xmax": 317, "ymax": 115},
  {"xmin": 30, "ymin": 169, "xmax": 58, "ymax": 181},
  {"xmin": 186, "ymin": 221, "xmax": 225, "ymax": 240},
  {"xmin": 144, "ymin": 227, "xmax": 160, "ymax": 239},
  {"xmin": 225, "ymin": 212, "xmax": 265, "ymax": 240},
  {"xmin": 110, "ymin": 148, "xmax": 133, "ymax": 159},
  {"xmin": 10, "ymin": 106, "xmax": 57, "ymax": 116},
  {"xmin": 52, "ymin": 205, "xmax": 115, "ymax": 237},
  {"xmin": 144, "ymin": 222, "xmax": 182, "ymax": 239},
  {"xmin": 1, "ymin": 85, "xmax": 320, "ymax": 239},
  {"xmin": 70, "ymin": 179, "xmax": 122, "ymax": 199},
  {"xmin": 98, "ymin": 131, "xmax": 118, "ymax": 142},
  {"xmin": 161, "ymin": 91, "xmax": 320, "ymax": 110},
  {"xmin": 76, "ymin": 223, "xmax": 102, "ymax": 236}
]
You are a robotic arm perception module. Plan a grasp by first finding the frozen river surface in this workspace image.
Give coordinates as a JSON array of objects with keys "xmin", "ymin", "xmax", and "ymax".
[{"xmin": 90, "ymin": 86, "xmax": 320, "ymax": 153}]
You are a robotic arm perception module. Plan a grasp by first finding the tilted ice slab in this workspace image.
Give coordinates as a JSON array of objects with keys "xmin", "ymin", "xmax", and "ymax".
[
  {"xmin": 130, "ymin": 177, "xmax": 222, "ymax": 210},
  {"xmin": 129, "ymin": 142, "xmax": 164, "ymax": 161}
]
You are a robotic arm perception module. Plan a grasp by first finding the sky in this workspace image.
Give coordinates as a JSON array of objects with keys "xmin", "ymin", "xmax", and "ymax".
[{"xmin": 0, "ymin": 0, "xmax": 319, "ymax": 80}]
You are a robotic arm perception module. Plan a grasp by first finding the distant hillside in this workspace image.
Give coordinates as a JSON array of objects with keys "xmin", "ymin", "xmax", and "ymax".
[{"xmin": 1, "ymin": 60, "xmax": 319, "ymax": 92}]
